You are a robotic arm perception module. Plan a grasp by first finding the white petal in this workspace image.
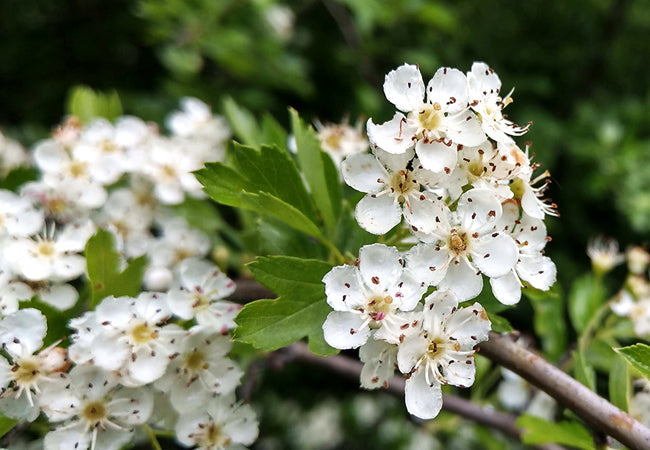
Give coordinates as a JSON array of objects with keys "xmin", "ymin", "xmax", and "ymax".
[
  {"xmin": 405, "ymin": 243, "xmax": 449, "ymax": 286},
  {"xmin": 517, "ymin": 254, "xmax": 556, "ymax": 290},
  {"xmin": 367, "ymin": 114, "xmax": 417, "ymax": 154},
  {"xmin": 40, "ymin": 283, "xmax": 78, "ymax": 310},
  {"xmin": 53, "ymin": 254, "xmax": 86, "ymax": 281},
  {"xmin": 471, "ymin": 233, "xmax": 519, "ymax": 278},
  {"xmin": 355, "ymin": 194, "xmax": 402, "ymax": 235},
  {"xmin": 426, "ymin": 67, "xmax": 468, "ymax": 112},
  {"xmin": 0, "ymin": 308, "xmax": 46, "ymax": 355},
  {"xmin": 404, "ymin": 368, "xmax": 443, "ymax": 419},
  {"xmin": 342, "ymin": 153, "xmax": 387, "ymax": 194},
  {"xmin": 396, "ymin": 334, "xmax": 428, "ymax": 373},
  {"xmin": 375, "ymin": 147, "xmax": 416, "ymax": 172},
  {"xmin": 33, "ymin": 140, "xmax": 68, "ymax": 173},
  {"xmin": 358, "ymin": 244, "xmax": 403, "ymax": 293},
  {"xmin": 442, "ymin": 356, "xmax": 477, "ymax": 388},
  {"xmin": 44, "ymin": 429, "xmax": 90, "ymax": 450},
  {"xmin": 359, "ymin": 337, "xmax": 397, "ymax": 389},
  {"xmin": 445, "ymin": 110, "xmax": 486, "ymax": 146},
  {"xmin": 415, "ymin": 139, "xmax": 457, "ymax": 173},
  {"xmin": 126, "ymin": 348, "xmax": 170, "ymax": 385},
  {"xmin": 457, "ymin": 188, "xmax": 502, "ymax": 234},
  {"xmin": 322, "ymin": 311, "xmax": 370, "ymax": 349},
  {"xmin": 521, "ymin": 184, "xmax": 545, "ymax": 219},
  {"xmin": 439, "ymin": 257, "xmax": 483, "ymax": 302},
  {"xmin": 323, "ymin": 265, "xmax": 365, "ymax": 311},
  {"xmin": 444, "ymin": 302, "xmax": 491, "ymax": 348},
  {"xmin": 384, "ymin": 64, "xmax": 425, "ymax": 112},
  {"xmin": 422, "ymin": 290, "xmax": 459, "ymax": 333},
  {"xmin": 404, "ymin": 195, "xmax": 446, "ymax": 235},
  {"xmin": 223, "ymin": 403, "xmax": 259, "ymax": 446},
  {"xmin": 490, "ymin": 271, "xmax": 522, "ymax": 305},
  {"xmin": 468, "ymin": 62, "xmax": 502, "ymax": 99},
  {"xmin": 389, "ymin": 269, "xmax": 426, "ymax": 311}
]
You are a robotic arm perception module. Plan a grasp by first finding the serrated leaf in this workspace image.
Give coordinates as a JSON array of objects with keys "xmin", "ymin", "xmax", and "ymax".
[
  {"xmin": 233, "ymin": 256, "xmax": 337, "ymax": 355},
  {"xmin": 525, "ymin": 283, "xmax": 567, "ymax": 361},
  {"xmin": 222, "ymin": 97, "xmax": 262, "ymax": 146},
  {"xmin": 0, "ymin": 414, "xmax": 17, "ymax": 439},
  {"xmin": 516, "ymin": 414, "xmax": 595, "ymax": 450},
  {"xmin": 85, "ymin": 230, "xmax": 147, "ymax": 306},
  {"xmin": 261, "ymin": 113, "xmax": 288, "ymax": 149},
  {"xmin": 290, "ymin": 109, "xmax": 342, "ymax": 237},
  {"xmin": 569, "ymin": 274, "xmax": 606, "ymax": 333},
  {"xmin": 254, "ymin": 217, "xmax": 326, "ymax": 259},
  {"xmin": 616, "ymin": 343, "xmax": 650, "ymax": 380},
  {"xmin": 610, "ymin": 353, "xmax": 629, "ymax": 411}
]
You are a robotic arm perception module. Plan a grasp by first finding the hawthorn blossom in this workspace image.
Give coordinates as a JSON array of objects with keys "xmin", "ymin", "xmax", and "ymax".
[
  {"xmin": 40, "ymin": 364, "xmax": 153, "ymax": 450},
  {"xmin": 406, "ymin": 189, "xmax": 519, "ymax": 302},
  {"xmin": 367, "ymin": 64, "xmax": 485, "ymax": 172},
  {"xmin": 587, "ymin": 236, "xmax": 625, "ymax": 275},
  {"xmin": 68, "ymin": 293, "xmax": 183, "ymax": 386},
  {"xmin": 155, "ymin": 328, "xmax": 243, "ymax": 413},
  {"xmin": 174, "ymin": 394, "xmax": 258, "ymax": 450},
  {"xmin": 0, "ymin": 189, "xmax": 44, "ymax": 238},
  {"xmin": 166, "ymin": 258, "xmax": 240, "ymax": 331},
  {"xmin": 359, "ymin": 335, "xmax": 397, "ymax": 390},
  {"xmin": 466, "ymin": 62, "xmax": 530, "ymax": 143},
  {"xmin": 322, "ymin": 243, "xmax": 426, "ymax": 349},
  {"xmin": 396, "ymin": 291, "xmax": 490, "ymax": 419},
  {"xmin": 315, "ymin": 118, "xmax": 368, "ymax": 167}
]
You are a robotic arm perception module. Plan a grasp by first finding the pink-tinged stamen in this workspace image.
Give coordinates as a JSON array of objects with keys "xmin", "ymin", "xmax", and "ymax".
[{"xmin": 375, "ymin": 311, "xmax": 386, "ymax": 321}]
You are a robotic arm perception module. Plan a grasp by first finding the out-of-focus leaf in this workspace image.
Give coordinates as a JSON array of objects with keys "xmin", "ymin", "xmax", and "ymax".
[
  {"xmin": 610, "ymin": 353, "xmax": 629, "ymax": 411},
  {"xmin": 616, "ymin": 343, "xmax": 650, "ymax": 381},
  {"xmin": 261, "ymin": 114, "xmax": 288, "ymax": 149},
  {"xmin": 85, "ymin": 229, "xmax": 147, "ymax": 306},
  {"xmin": 0, "ymin": 414, "xmax": 17, "ymax": 439},
  {"xmin": 290, "ymin": 108, "xmax": 342, "ymax": 237},
  {"xmin": 569, "ymin": 274, "xmax": 606, "ymax": 333},
  {"xmin": 525, "ymin": 283, "xmax": 567, "ymax": 361},
  {"xmin": 222, "ymin": 97, "xmax": 262, "ymax": 146},
  {"xmin": 573, "ymin": 349, "xmax": 596, "ymax": 391},
  {"xmin": 516, "ymin": 414, "xmax": 594, "ymax": 450},
  {"xmin": 0, "ymin": 167, "xmax": 38, "ymax": 191},
  {"xmin": 66, "ymin": 85, "xmax": 122, "ymax": 124},
  {"xmin": 170, "ymin": 197, "xmax": 224, "ymax": 234},
  {"xmin": 234, "ymin": 256, "xmax": 336, "ymax": 356},
  {"xmin": 487, "ymin": 313, "xmax": 513, "ymax": 333}
]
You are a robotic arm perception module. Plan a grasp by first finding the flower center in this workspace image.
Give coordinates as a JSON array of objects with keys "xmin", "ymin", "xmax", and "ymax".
[
  {"xmin": 101, "ymin": 139, "xmax": 117, "ymax": 153},
  {"xmin": 130, "ymin": 322, "xmax": 158, "ymax": 344},
  {"xmin": 82, "ymin": 400, "xmax": 107, "ymax": 425},
  {"xmin": 200, "ymin": 424, "xmax": 231, "ymax": 448},
  {"xmin": 36, "ymin": 240, "xmax": 56, "ymax": 257},
  {"xmin": 416, "ymin": 103, "xmax": 443, "ymax": 131},
  {"xmin": 69, "ymin": 161, "xmax": 87, "ymax": 178},
  {"xmin": 426, "ymin": 337, "xmax": 447, "ymax": 360},
  {"xmin": 448, "ymin": 230, "xmax": 469, "ymax": 255},
  {"xmin": 185, "ymin": 349, "xmax": 208, "ymax": 372},
  {"xmin": 14, "ymin": 358, "xmax": 41, "ymax": 385},
  {"xmin": 389, "ymin": 170, "xmax": 418, "ymax": 202},
  {"xmin": 365, "ymin": 295, "xmax": 393, "ymax": 327}
]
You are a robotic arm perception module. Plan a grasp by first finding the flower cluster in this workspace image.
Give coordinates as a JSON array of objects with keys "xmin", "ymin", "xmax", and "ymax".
[
  {"xmin": 322, "ymin": 62, "xmax": 558, "ymax": 419},
  {"xmin": 0, "ymin": 99, "xmax": 258, "ymax": 449}
]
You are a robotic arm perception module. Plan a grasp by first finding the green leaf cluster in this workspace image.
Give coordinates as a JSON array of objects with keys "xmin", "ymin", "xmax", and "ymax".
[{"xmin": 66, "ymin": 85, "xmax": 123, "ymax": 124}]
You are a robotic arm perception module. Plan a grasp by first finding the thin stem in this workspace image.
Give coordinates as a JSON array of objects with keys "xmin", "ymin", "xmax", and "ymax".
[
  {"xmin": 578, "ymin": 301, "xmax": 611, "ymax": 355},
  {"xmin": 143, "ymin": 424, "xmax": 163, "ymax": 450},
  {"xmin": 479, "ymin": 332, "xmax": 650, "ymax": 450}
]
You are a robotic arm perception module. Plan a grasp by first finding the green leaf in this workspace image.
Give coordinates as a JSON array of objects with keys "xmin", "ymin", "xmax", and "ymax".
[
  {"xmin": 233, "ymin": 256, "xmax": 337, "ymax": 356},
  {"xmin": 0, "ymin": 414, "xmax": 17, "ymax": 439},
  {"xmin": 170, "ymin": 197, "xmax": 224, "ymax": 234},
  {"xmin": 261, "ymin": 113, "xmax": 288, "ymax": 149},
  {"xmin": 516, "ymin": 414, "xmax": 595, "ymax": 450},
  {"xmin": 616, "ymin": 343, "xmax": 650, "ymax": 380},
  {"xmin": 573, "ymin": 349, "xmax": 596, "ymax": 391},
  {"xmin": 253, "ymin": 217, "xmax": 326, "ymax": 259},
  {"xmin": 487, "ymin": 312, "xmax": 513, "ymax": 333},
  {"xmin": 0, "ymin": 166, "xmax": 38, "ymax": 191},
  {"xmin": 569, "ymin": 274, "xmax": 606, "ymax": 333},
  {"xmin": 525, "ymin": 283, "xmax": 567, "ymax": 361},
  {"xmin": 610, "ymin": 353, "xmax": 629, "ymax": 411},
  {"xmin": 19, "ymin": 297, "xmax": 70, "ymax": 347},
  {"xmin": 290, "ymin": 108, "xmax": 342, "ymax": 237},
  {"xmin": 85, "ymin": 229, "xmax": 147, "ymax": 306},
  {"xmin": 66, "ymin": 85, "xmax": 122, "ymax": 124},
  {"xmin": 222, "ymin": 97, "xmax": 262, "ymax": 146}
]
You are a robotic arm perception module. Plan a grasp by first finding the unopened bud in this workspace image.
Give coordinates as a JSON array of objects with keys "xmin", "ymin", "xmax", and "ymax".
[{"xmin": 627, "ymin": 246, "xmax": 650, "ymax": 275}]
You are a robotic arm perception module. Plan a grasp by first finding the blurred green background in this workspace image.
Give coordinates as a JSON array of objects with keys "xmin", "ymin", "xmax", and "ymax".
[{"xmin": 1, "ymin": 1, "xmax": 649, "ymax": 447}]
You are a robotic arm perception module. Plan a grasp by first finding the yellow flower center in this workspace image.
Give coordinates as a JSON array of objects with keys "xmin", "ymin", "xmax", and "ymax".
[
  {"xmin": 448, "ymin": 231, "xmax": 469, "ymax": 255},
  {"xmin": 185, "ymin": 349, "xmax": 208, "ymax": 372},
  {"xmin": 389, "ymin": 170, "xmax": 418, "ymax": 202},
  {"xmin": 14, "ymin": 358, "xmax": 40, "ymax": 385},
  {"xmin": 37, "ymin": 240, "xmax": 56, "ymax": 257},
  {"xmin": 416, "ymin": 103, "xmax": 443, "ymax": 131},
  {"xmin": 82, "ymin": 400, "xmax": 107, "ymax": 425},
  {"xmin": 130, "ymin": 322, "xmax": 158, "ymax": 344}
]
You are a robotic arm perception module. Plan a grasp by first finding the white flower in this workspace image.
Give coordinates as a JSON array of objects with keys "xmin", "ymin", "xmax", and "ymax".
[
  {"xmin": 587, "ymin": 236, "xmax": 625, "ymax": 275},
  {"xmin": 466, "ymin": 62, "xmax": 530, "ymax": 143},
  {"xmin": 0, "ymin": 190, "xmax": 44, "ymax": 238},
  {"xmin": 627, "ymin": 246, "xmax": 650, "ymax": 275},
  {"xmin": 68, "ymin": 293, "xmax": 183, "ymax": 385},
  {"xmin": 315, "ymin": 119, "xmax": 368, "ymax": 168},
  {"xmin": 166, "ymin": 258, "xmax": 240, "ymax": 331},
  {"xmin": 406, "ymin": 189, "xmax": 519, "ymax": 302},
  {"xmin": 396, "ymin": 291, "xmax": 490, "ymax": 419},
  {"xmin": 154, "ymin": 328, "xmax": 243, "ymax": 413},
  {"xmin": 167, "ymin": 98, "xmax": 231, "ymax": 145},
  {"xmin": 367, "ymin": 64, "xmax": 485, "ymax": 172},
  {"xmin": 342, "ymin": 148, "xmax": 446, "ymax": 235},
  {"xmin": 489, "ymin": 201, "xmax": 556, "ymax": 305},
  {"xmin": 3, "ymin": 221, "xmax": 94, "ymax": 282},
  {"xmin": 0, "ymin": 131, "xmax": 30, "ymax": 175},
  {"xmin": 174, "ymin": 394, "xmax": 258, "ymax": 450},
  {"xmin": 322, "ymin": 244, "xmax": 426, "ymax": 349},
  {"xmin": 40, "ymin": 364, "xmax": 153, "ymax": 450}
]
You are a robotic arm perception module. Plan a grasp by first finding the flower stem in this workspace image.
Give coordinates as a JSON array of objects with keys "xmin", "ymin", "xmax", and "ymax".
[{"xmin": 143, "ymin": 424, "xmax": 163, "ymax": 450}]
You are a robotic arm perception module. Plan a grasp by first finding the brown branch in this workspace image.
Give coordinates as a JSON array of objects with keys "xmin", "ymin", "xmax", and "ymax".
[
  {"xmin": 480, "ymin": 332, "xmax": 650, "ymax": 450},
  {"xmin": 228, "ymin": 279, "xmax": 274, "ymax": 303},
  {"xmin": 286, "ymin": 342, "xmax": 564, "ymax": 450}
]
